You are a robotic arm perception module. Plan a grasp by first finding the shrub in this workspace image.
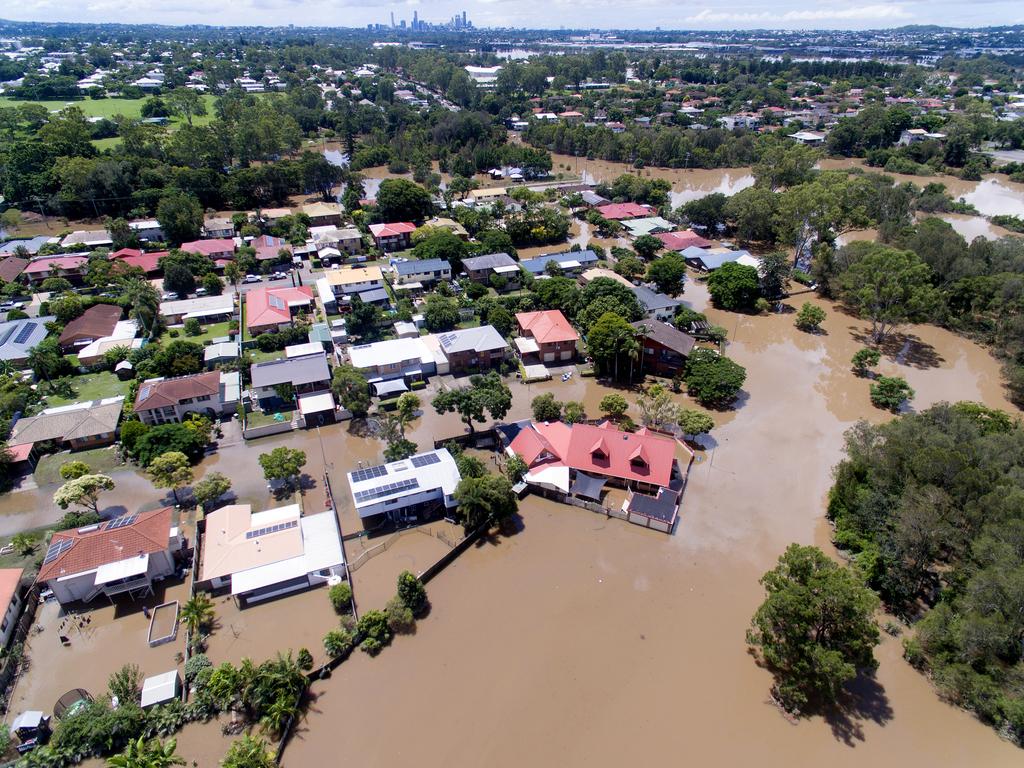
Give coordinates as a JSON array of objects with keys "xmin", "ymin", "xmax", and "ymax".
[
  {"xmin": 396, "ymin": 571, "xmax": 427, "ymax": 614},
  {"xmin": 184, "ymin": 318, "xmax": 201, "ymax": 337},
  {"xmin": 328, "ymin": 582, "xmax": 352, "ymax": 614},
  {"xmin": 360, "ymin": 637, "xmax": 383, "ymax": 656},
  {"xmin": 870, "ymin": 376, "xmax": 914, "ymax": 412},
  {"xmin": 356, "ymin": 609, "xmax": 392, "ymax": 653},
  {"xmin": 184, "ymin": 653, "xmax": 212, "ymax": 684},
  {"xmin": 385, "ymin": 597, "xmax": 416, "ymax": 634},
  {"xmin": 297, "ymin": 648, "xmax": 314, "ymax": 671},
  {"xmin": 795, "ymin": 302, "xmax": 826, "ymax": 332},
  {"xmin": 851, "ymin": 347, "xmax": 881, "ymax": 376},
  {"xmin": 323, "ymin": 628, "xmax": 355, "ymax": 659}
]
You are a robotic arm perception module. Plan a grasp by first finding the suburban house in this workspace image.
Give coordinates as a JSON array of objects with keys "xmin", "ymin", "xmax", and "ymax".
[
  {"xmin": 595, "ymin": 202, "xmax": 655, "ymax": 221},
  {"xmin": 245, "ymin": 286, "xmax": 314, "ymax": 336},
  {"xmin": 180, "ymin": 239, "xmax": 235, "ymax": 262},
  {"xmin": 319, "ymin": 265, "xmax": 385, "ymax": 297},
  {"xmin": 60, "ymin": 229, "xmax": 113, "ymax": 249},
  {"xmin": 519, "ymin": 249, "xmax": 598, "ymax": 277},
  {"xmin": 251, "ymin": 235, "xmax": 291, "ymax": 262},
  {"xmin": 461, "ymin": 252, "xmax": 521, "ymax": 289},
  {"xmin": 681, "ymin": 246, "xmax": 754, "ymax": 272},
  {"xmin": 159, "ymin": 294, "xmax": 235, "ymax": 325},
  {"xmin": 204, "ymin": 341, "xmax": 240, "ymax": 370},
  {"xmin": 196, "ymin": 503, "xmax": 345, "ymax": 607},
  {"xmin": 0, "ymin": 256, "xmax": 29, "ymax": 283},
  {"xmin": 134, "ymin": 371, "xmax": 241, "ymax": 425},
  {"xmin": 260, "ymin": 208, "xmax": 292, "ymax": 227},
  {"xmin": 436, "ymin": 326, "xmax": 510, "ymax": 374},
  {"xmin": 128, "ymin": 219, "xmax": 164, "ymax": 241},
  {"xmin": 655, "ymin": 230, "xmax": 712, "ymax": 252},
  {"xmin": 249, "ymin": 352, "xmax": 332, "ymax": 406},
  {"xmin": 58, "ymin": 304, "xmax": 122, "ymax": 354},
  {"xmin": 346, "ymin": 449, "xmax": 461, "ymax": 530},
  {"xmin": 790, "ymin": 130, "xmax": 827, "ymax": 146},
  {"xmin": 630, "ymin": 320, "xmax": 697, "ymax": 377},
  {"xmin": 391, "ymin": 258, "xmax": 452, "ymax": 289},
  {"xmin": 35, "ymin": 507, "xmax": 184, "ymax": 607},
  {"xmin": 515, "ymin": 310, "xmax": 579, "ymax": 364},
  {"xmin": 633, "ymin": 285, "xmax": 680, "ymax": 320},
  {"xmin": 0, "ymin": 316, "xmax": 55, "ymax": 365},
  {"xmin": 0, "ymin": 569, "xmax": 23, "ymax": 648},
  {"xmin": 504, "ymin": 420, "xmax": 690, "ymax": 532},
  {"xmin": 108, "ymin": 248, "xmax": 164, "ymax": 276},
  {"xmin": 423, "ymin": 217, "xmax": 469, "ymax": 240},
  {"xmin": 368, "ymin": 222, "xmax": 416, "ymax": 252},
  {"xmin": 622, "ymin": 217, "xmax": 676, "ymax": 237},
  {"xmin": 898, "ymin": 128, "xmax": 946, "ymax": 145},
  {"xmin": 348, "ymin": 337, "xmax": 441, "ymax": 383},
  {"xmin": 9, "ymin": 398, "xmax": 124, "ymax": 454},
  {"xmin": 302, "ymin": 202, "xmax": 343, "ymax": 227},
  {"xmin": 0, "ymin": 236, "xmax": 53, "ymax": 257},
  {"xmin": 311, "ymin": 225, "xmax": 363, "ymax": 256},
  {"xmin": 75, "ymin": 319, "xmax": 141, "ymax": 368},
  {"xmin": 23, "ymin": 255, "xmax": 88, "ymax": 286},
  {"xmin": 202, "ymin": 217, "xmax": 234, "ymax": 238}
]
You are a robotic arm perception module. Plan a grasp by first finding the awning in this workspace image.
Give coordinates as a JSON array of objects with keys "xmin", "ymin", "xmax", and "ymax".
[
  {"xmin": 514, "ymin": 336, "xmax": 540, "ymax": 354},
  {"xmin": 570, "ymin": 472, "xmax": 608, "ymax": 501},
  {"xmin": 298, "ymin": 392, "xmax": 336, "ymax": 416},
  {"xmin": 394, "ymin": 281, "xmax": 424, "ymax": 291},
  {"xmin": 11, "ymin": 711, "xmax": 45, "ymax": 732},
  {"xmin": 559, "ymin": 259, "xmax": 581, "ymax": 269},
  {"xmin": 141, "ymin": 670, "xmax": 180, "ymax": 708},
  {"xmin": 522, "ymin": 363, "xmax": 551, "ymax": 382},
  {"xmin": 94, "ymin": 553, "xmax": 149, "ymax": 585},
  {"xmin": 494, "ymin": 264, "xmax": 521, "ymax": 274},
  {"xmin": 526, "ymin": 465, "xmax": 570, "ymax": 493},
  {"xmin": 374, "ymin": 378, "xmax": 408, "ymax": 397}
]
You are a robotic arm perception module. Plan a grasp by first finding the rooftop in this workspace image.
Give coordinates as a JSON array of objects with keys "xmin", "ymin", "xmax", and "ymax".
[
  {"xmin": 10, "ymin": 398, "xmax": 124, "ymax": 447},
  {"xmin": 250, "ymin": 352, "xmax": 330, "ymax": 389},
  {"xmin": 346, "ymin": 449, "xmax": 461, "ymax": 516},
  {"xmin": 245, "ymin": 285, "xmax": 314, "ymax": 330},
  {"xmin": 135, "ymin": 371, "xmax": 221, "ymax": 411},
  {"xmin": 516, "ymin": 310, "xmax": 579, "ymax": 345},
  {"xmin": 436, "ymin": 325, "xmax": 508, "ymax": 354}
]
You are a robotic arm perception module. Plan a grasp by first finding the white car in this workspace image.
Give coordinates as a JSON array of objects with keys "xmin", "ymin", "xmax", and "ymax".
[
  {"xmin": 270, "ymin": 271, "xmax": 288, "ymax": 280},
  {"xmin": 242, "ymin": 274, "xmax": 262, "ymax": 284}
]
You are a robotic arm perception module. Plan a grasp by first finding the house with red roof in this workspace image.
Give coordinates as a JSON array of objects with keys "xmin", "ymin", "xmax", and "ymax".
[
  {"xmin": 369, "ymin": 222, "xmax": 416, "ymax": 252},
  {"xmin": 108, "ymin": 248, "xmax": 165, "ymax": 276},
  {"xmin": 504, "ymin": 419, "xmax": 692, "ymax": 532},
  {"xmin": 22, "ymin": 255, "xmax": 89, "ymax": 286},
  {"xmin": 596, "ymin": 202, "xmax": 655, "ymax": 221},
  {"xmin": 245, "ymin": 285, "xmax": 314, "ymax": 335},
  {"xmin": 514, "ymin": 309, "xmax": 579, "ymax": 364},
  {"xmin": 655, "ymin": 230, "xmax": 712, "ymax": 252},
  {"xmin": 252, "ymin": 235, "xmax": 291, "ymax": 262},
  {"xmin": 180, "ymin": 239, "xmax": 235, "ymax": 261},
  {"xmin": 35, "ymin": 507, "xmax": 184, "ymax": 607}
]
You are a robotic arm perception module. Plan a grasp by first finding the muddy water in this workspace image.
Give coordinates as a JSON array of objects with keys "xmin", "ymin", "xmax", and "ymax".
[{"xmin": 268, "ymin": 281, "xmax": 1021, "ymax": 768}]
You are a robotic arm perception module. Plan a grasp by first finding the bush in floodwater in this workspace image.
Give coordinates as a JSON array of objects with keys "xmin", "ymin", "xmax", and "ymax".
[
  {"xmin": 323, "ymin": 629, "xmax": 355, "ymax": 659},
  {"xmin": 385, "ymin": 597, "xmax": 416, "ymax": 635},
  {"xmin": 328, "ymin": 582, "xmax": 352, "ymax": 614}
]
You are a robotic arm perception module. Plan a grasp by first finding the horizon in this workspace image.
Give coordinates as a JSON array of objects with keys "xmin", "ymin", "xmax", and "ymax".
[{"xmin": 2, "ymin": 2, "xmax": 1023, "ymax": 35}]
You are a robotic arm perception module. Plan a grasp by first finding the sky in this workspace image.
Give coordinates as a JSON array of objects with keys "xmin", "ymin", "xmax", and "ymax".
[{"xmin": 4, "ymin": 0, "xmax": 1023, "ymax": 31}]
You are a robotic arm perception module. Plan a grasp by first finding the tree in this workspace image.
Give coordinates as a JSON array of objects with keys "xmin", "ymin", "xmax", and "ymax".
[
  {"xmin": 795, "ymin": 303, "xmax": 826, "ymax": 333},
  {"xmin": 107, "ymin": 736, "xmax": 184, "ymax": 768},
  {"xmin": 851, "ymin": 347, "xmax": 881, "ymax": 377},
  {"xmin": 432, "ymin": 372, "xmax": 511, "ymax": 434},
  {"xmin": 531, "ymin": 392, "xmax": 562, "ymax": 422},
  {"xmin": 505, "ymin": 454, "xmax": 529, "ymax": 483},
  {"xmin": 747, "ymin": 544, "xmax": 880, "ymax": 712},
  {"xmin": 134, "ymin": 423, "xmax": 207, "ymax": 466},
  {"xmin": 179, "ymin": 593, "xmax": 214, "ymax": 637},
  {"xmin": 166, "ymin": 87, "xmax": 207, "ymax": 126},
  {"xmin": 27, "ymin": 337, "xmax": 72, "ymax": 382},
  {"xmin": 384, "ymin": 438, "xmax": 418, "ymax": 462},
  {"xmin": 357, "ymin": 609, "xmax": 393, "ymax": 655},
  {"xmin": 54, "ymin": 474, "xmax": 115, "ymax": 514},
  {"xmin": 60, "ymin": 460, "xmax": 92, "ymax": 480},
  {"xmin": 758, "ymin": 251, "xmax": 791, "ymax": 300},
  {"xmin": 156, "ymin": 191, "xmax": 203, "ymax": 245},
  {"xmin": 193, "ymin": 472, "xmax": 232, "ymax": 511},
  {"xmin": 599, "ymin": 393, "xmax": 629, "ymax": 420},
  {"xmin": 677, "ymin": 409, "xmax": 714, "ymax": 440},
  {"xmin": 454, "ymin": 473, "xmax": 518, "ymax": 530},
  {"xmin": 636, "ymin": 384, "xmax": 676, "ymax": 429},
  {"xmin": 870, "ymin": 376, "xmax": 914, "ymax": 413},
  {"xmin": 258, "ymin": 447, "xmax": 307, "ymax": 490},
  {"xmin": 108, "ymin": 663, "xmax": 143, "ymax": 705},
  {"xmin": 837, "ymin": 244, "xmax": 937, "ymax": 343},
  {"xmin": 685, "ymin": 349, "xmax": 747, "ymax": 407},
  {"xmin": 10, "ymin": 532, "xmax": 36, "ymax": 556},
  {"xmin": 707, "ymin": 263, "xmax": 760, "ymax": 311},
  {"xmin": 385, "ymin": 597, "xmax": 415, "ymax": 634},
  {"xmin": 202, "ymin": 273, "xmax": 224, "ymax": 296},
  {"xmin": 586, "ymin": 312, "xmax": 639, "ymax": 381},
  {"xmin": 645, "ymin": 254, "xmax": 687, "ymax": 295},
  {"xmin": 396, "ymin": 570, "xmax": 427, "ymax": 614},
  {"xmin": 328, "ymin": 582, "xmax": 352, "ymax": 614},
  {"xmin": 633, "ymin": 234, "xmax": 663, "ymax": 260},
  {"xmin": 423, "ymin": 295, "xmax": 460, "ymax": 333},
  {"xmin": 563, "ymin": 401, "xmax": 586, "ymax": 424},
  {"xmin": 148, "ymin": 451, "xmax": 193, "ymax": 505},
  {"xmin": 323, "ymin": 628, "xmax": 355, "ymax": 659},
  {"xmin": 376, "ymin": 178, "xmax": 433, "ymax": 223},
  {"xmin": 680, "ymin": 192, "xmax": 728, "ymax": 233},
  {"xmin": 221, "ymin": 735, "xmax": 275, "ymax": 768},
  {"xmin": 331, "ymin": 365, "xmax": 370, "ymax": 418},
  {"xmin": 395, "ymin": 392, "xmax": 420, "ymax": 437},
  {"xmin": 121, "ymin": 279, "xmax": 161, "ymax": 339},
  {"xmin": 162, "ymin": 262, "xmax": 196, "ymax": 298}
]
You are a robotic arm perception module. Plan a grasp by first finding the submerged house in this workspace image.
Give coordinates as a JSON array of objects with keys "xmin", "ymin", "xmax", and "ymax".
[{"xmin": 346, "ymin": 449, "xmax": 462, "ymax": 531}]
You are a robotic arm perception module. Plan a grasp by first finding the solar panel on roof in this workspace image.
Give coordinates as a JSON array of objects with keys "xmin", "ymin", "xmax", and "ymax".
[
  {"xmin": 106, "ymin": 513, "xmax": 138, "ymax": 531},
  {"xmin": 410, "ymin": 453, "xmax": 441, "ymax": 468},
  {"xmin": 245, "ymin": 519, "xmax": 298, "ymax": 539},
  {"xmin": 43, "ymin": 538, "xmax": 74, "ymax": 565},
  {"xmin": 353, "ymin": 478, "xmax": 419, "ymax": 503},
  {"xmin": 13, "ymin": 323, "xmax": 37, "ymax": 345},
  {"xmin": 350, "ymin": 464, "xmax": 388, "ymax": 482}
]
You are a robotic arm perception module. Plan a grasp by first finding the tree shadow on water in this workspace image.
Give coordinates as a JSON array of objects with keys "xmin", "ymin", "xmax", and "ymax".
[
  {"xmin": 849, "ymin": 329, "xmax": 944, "ymax": 370},
  {"xmin": 822, "ymin": 671, "xmax": 894, "ymax": 747}
]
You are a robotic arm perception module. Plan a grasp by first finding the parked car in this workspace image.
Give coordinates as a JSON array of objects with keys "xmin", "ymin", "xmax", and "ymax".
[
  {"xmin": 195, "ymin": 287, "xmax": 208, "ymax": 297},
  {"xmin": 242, "ymin": 274, "xmax": 262, "ymax": 284},
  {"xmin": 270, "ymin": 271, "xmax": 288, "ymax": 280},
  {"xmin": 161, "ymin": 292, "xmax": 177, "ymax": 301},
  {"xmin": 0, "ymin": 301, "xmax": 25, "ymax": 311}
]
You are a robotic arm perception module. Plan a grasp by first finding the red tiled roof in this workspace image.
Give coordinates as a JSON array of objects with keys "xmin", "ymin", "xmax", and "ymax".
[
  {"xmin": 135, "ymin": 371, "xmax": 221, "ymax": 412},
  {"xmin": 516, "ymin": 310, "xmax": 579, "ymax": 345},
  {"xmin": 109, "ymin": 249, "xmax": 164, "ymax": 274},
  {"xmin": 58, "ymin": 304, "xmax": 121, "ymax": 348},
  {"xmin": 252, "ymin": 235, "xmax": 291, "ymax": 260},
  {"xmin": 369, "ymin": 222, "xmax": 416, "ymax": 238},
  {"xmin": 595, "ymin": 203, "xmax": 654, "ymax": 221},
  {"xmin": 245, "ymin": 285, "xmax": 314, "ymax": 330},
  {"xmin": 23, "ymin": 255, "xmax": 88, "ymax": 275},
  {"xmin": 655, "ymin": 230, "xmax": 712, "ymax": 251},
  {"xmin": 36, "ymin": 507, "xmax": 174, "ymax": 583},
  {"xmin": 180, "ymin": 239, "xmax": 235, "ymax": 256},
  {"xmin": 510, "ymin": 420, "xmax": 676, "ymax": 488}
]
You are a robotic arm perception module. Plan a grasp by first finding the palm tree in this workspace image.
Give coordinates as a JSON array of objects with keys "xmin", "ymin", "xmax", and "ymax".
[
  {"xmin": 179, "ymin": 593, "xmax": 215, "ymax": 637},
  {"xmin": 107, "ymin": 736, "xmax": 185, "ymax": 768},
  {"xmin": 122, "ymin": 278, "xmax": 161, "ymax": 339},
  {"xmin": 0, "ymin": 360, "xmax": 16, "ymax": 378}
]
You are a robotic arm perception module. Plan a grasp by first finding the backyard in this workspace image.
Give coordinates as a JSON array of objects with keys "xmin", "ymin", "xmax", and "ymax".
[
  {"xmin": 44, "ymin": 370, "xmax": 132, "ymax": 407},
  {"xmin": 164, "ymin": 321, "xmax": 235, "ymax": 347},
  {"xmin": 33, "ymin": 445, "xmax": 129, "ymax": 487}
]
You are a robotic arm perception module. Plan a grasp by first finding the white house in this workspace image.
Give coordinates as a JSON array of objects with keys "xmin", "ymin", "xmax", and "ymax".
[{"xmin": 346, "ymin": 449, "xmax": 461, "ymax": 530}]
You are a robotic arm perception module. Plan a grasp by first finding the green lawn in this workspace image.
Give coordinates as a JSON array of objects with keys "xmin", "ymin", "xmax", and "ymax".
[
  {"xmin": 0, "ymin": 527, "xmax": 50, "ymax": 573},
  {"xmin": 171, "ymin": 321, "xmax": 234, "ymax": 347},
  {"xmin": 248, "ymin": 349, "xmax": 284, "ymax": 364},
  {"xmin": 45, "ymin": 370, "xmax": 131, "ymax": 407},
  {"xmin": 34, "ymin": 446, "xmax": 129, "ymax": 487},
  {"xmin": 91, "ymin": 136, "xmax": 122, "ymax": 151},
  {"xmin": 247, "ymin": 408, "xmax": 293, "ymax": 428},
  {"xmin": 0, "ymin": 94, "xmax": 218, "ymax": 123}
]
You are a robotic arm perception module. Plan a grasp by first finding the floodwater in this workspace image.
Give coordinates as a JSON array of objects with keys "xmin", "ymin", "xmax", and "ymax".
[{"xmin": 271, "ymin": 281, "xmax": 1021, "ymax": 768}]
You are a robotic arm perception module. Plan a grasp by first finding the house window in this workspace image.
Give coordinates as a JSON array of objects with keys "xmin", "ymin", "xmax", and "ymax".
[{"xmin": 1, "ymin": 618, "xmax": 7, "ymax": 632}]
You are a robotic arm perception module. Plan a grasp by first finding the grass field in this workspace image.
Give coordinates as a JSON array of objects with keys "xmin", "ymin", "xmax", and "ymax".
[
  {"xmin": 44, "ymin": 370, "xmax": 132, "ymax": 407},
  {"xmin": 0, "ymin": 94, "xmax": 218, "ymax": 124},
  {"xmin": 33, "ymin": 445, "xmax": 129, "ymax": 487},
  {"xmin": 164, "ymin": 321, "xmax": 234, "ymax": 347}
]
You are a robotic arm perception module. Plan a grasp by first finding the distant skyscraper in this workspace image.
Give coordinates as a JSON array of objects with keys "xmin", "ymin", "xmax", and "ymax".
[
  {"xmin": 413, "ymin": 10, "xmax": 418, "ymax": 29},
  {"xmin": 462, "ymin": 11, "xmax": 467, "ymax": 26},
  {"xmin": 390, "ymin": 11, "xmax": 395, "ymax": 27}
]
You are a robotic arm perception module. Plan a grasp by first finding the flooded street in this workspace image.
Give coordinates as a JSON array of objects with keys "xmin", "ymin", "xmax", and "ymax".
[{"xmin": 274, "ymin": 281, "xmax": 1021, "ymax": 768}]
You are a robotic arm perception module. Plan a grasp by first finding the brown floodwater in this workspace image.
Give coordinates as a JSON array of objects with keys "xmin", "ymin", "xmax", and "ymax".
[{"xmin": 265, "ymin": 281, "xmax": 1022, "ymax": 768}]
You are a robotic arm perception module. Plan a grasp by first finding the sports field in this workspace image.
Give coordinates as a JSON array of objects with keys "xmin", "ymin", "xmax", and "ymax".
[{"xmin": 0, "ymin": 93, "xmax": 218, "ymax": 124}]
